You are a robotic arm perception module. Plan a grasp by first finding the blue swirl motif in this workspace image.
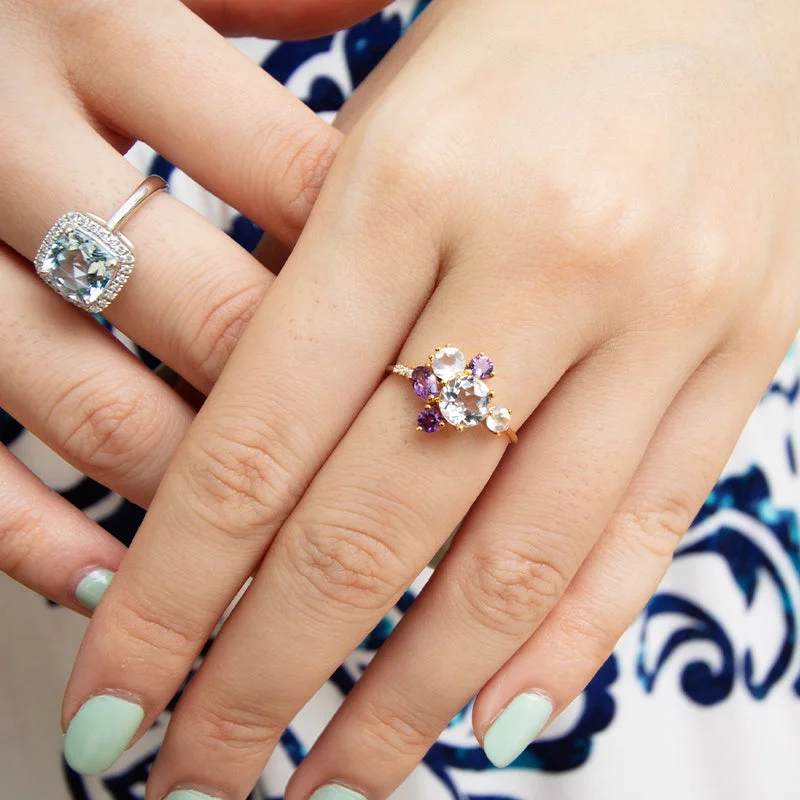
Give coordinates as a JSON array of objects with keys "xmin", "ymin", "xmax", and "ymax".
[{"xmin": 637, "ymin": 444, "xmax": 800, "ymax": 706}]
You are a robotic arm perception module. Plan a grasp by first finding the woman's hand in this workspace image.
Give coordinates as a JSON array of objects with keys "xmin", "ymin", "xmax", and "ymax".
[
  {"xmin": 0, "ymin": 0, "xmax": 400, "ymax": 611},
  {"xmin": 62, "ymin": 0, "xmax": 800, "ymax": 794}
]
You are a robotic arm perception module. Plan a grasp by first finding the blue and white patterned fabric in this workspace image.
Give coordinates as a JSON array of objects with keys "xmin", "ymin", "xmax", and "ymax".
[{"xmin": 2, "ymin": 2, "xmax": 799, "ymax": 797}]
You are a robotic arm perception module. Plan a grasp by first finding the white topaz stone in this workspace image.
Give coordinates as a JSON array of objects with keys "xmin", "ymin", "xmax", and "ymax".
[
  {"xmin": 439, "ymin": 374, "xmax": 490, "ymax": 427},
  {"xmin": 40, "ymin": 229, "xmax": 119, "ymax": 306},
  {"xmin": 487, "ymin": 407, "xmax": 512, "ymax": 433},
  {"xmin": 431, "ymin": 347, "xmax": 466, "ymax": 381}
]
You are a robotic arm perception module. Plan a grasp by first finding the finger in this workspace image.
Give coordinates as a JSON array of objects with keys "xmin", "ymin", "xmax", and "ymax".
[
  {"xmin": 0, "ymin": 444, "xmax": 126, "ymax": 615},
  {"xmin": 0, "ymin": 245, "xmax": 194, "ymax": 507},
  {"xmin": 184, "ymin": 0, "xmax": 396, "ymax": 39},
  {"xmin": 470, "ymin": 337, "xmax": 790, "ymax": 768},
  {"xmin": 61, "ymin": 134, "xmax": 444, "ymax": 777},
  {"xmin": 283, "ymin": 331, "xmax": 702, "ymax": 797},
  {"xmin": 143, "ymin": 269, "xmax": 599, "ymax": 798},
  {"xmin": 1, "ymin": 95, "xmax": 270, "ymax": 394},
  {"xmin": 58, "ymin": 0, "xmax": 341, "ymax": 245}
]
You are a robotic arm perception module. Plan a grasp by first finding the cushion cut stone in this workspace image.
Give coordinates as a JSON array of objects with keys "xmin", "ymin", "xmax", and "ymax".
[
  {"xmin": 439, "ymin": 374, "xmax": 490, "ymax": 427},
  {"xmin": 431, "ymin": 347, "xmax": 466, "ymax": 381},
  {"xmin": 40, "ymin": 228, "xmax": 119, "ymax": 307}
]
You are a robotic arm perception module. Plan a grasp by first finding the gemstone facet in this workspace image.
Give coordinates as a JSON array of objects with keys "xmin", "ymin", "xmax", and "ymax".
[
  {"xmin": 431, "ymin": 347, "xmax": 466, "ymax": 381},
  {"xmin": 411, "ymin": 366, "xmax": 440, "ymax": 400},
  {"xmin": 486, "ymin": 406, "xmax": 512, "ymax": 433},
  {"xmin": 417, "ymin": 407, "xmax": 444, "ymax": 433},
  {"xmin": 40, "ymin": 229, "xmax": 118, "ymax": 306},
  {"xmin": 439, "ymin": 374, "xmax": 491, "ymax": 427},
  {"xmin": 35, "ymin": 213, "xmax": 134, "ymax": 313},
  {"xmin": 470, "ymin": 354, "xmax": 494, "ymax": 379}
]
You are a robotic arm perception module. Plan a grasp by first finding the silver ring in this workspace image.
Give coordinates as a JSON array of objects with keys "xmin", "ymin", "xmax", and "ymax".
[{"xmin": 34, "ymin": 175, "xmax": 168, "ymax": 313}]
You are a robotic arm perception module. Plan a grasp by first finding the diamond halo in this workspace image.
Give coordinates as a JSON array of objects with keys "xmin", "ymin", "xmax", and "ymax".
[{"xmin": 35, "ymin": 213, "xmax": 135, "ymax": 313}]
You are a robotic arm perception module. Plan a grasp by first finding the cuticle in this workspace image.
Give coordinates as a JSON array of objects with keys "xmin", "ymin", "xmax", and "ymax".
[
  {"xmin": 484, "ymin": 687, "xmax": 554, "ymax": 732},
  {"xmin": 165, "ymin": 785, "xmax": 226, "ymax": 800}
]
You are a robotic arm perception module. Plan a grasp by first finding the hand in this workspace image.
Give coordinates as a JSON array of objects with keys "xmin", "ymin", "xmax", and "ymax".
[
  {"xmin": 0, "ymin": 0, "xmax": 402, "ymax": 611},
  {"xmin": 62, "ymin": 0, "xmax": 800, "ymax": 795}
]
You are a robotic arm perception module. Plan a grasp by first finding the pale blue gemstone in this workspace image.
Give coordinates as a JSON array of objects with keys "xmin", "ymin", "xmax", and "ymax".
[{"xmin": 41, "ymin": 229, "xmax": 118, "ymax": 306}]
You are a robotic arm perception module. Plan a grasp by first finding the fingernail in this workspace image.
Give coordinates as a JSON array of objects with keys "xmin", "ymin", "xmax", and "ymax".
[
  {"xmin": 165, "ymin": 792, "xmax": 220, "ymax": 800},
  {"xmin": 64, "ymin": 694, "xmax": 144, "ymax": 775},
  {"xmin": 482, "ymin": 692, "xmax": 553, "ymax": 768},
  {"xmin": 75, "ymin": 568, "xmax": 115, "ymax": 611},
  {"xmin": 310, "ymin": 786, "xmax": 367, "ymax": 800}
]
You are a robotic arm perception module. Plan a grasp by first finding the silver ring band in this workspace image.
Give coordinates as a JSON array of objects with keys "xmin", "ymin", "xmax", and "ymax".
[{"xmin": 34, "ymin": 175, "xmax": 168, "ymax": 313}]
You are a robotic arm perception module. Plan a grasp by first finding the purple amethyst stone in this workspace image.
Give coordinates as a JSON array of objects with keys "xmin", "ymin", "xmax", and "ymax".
[
  {"xmin": 417, "ymin": 407, "xmax": 444, "ymax": 433},
  {"xmin": 469, "ymin": 354, "xmax": 494, "ymax": 379},
  {"xmin": 411, "ymin": 366, "xmax": 440, "ymax": 399}
]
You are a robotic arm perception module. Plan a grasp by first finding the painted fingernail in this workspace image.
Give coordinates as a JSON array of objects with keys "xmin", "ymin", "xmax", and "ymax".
[
  {"xmin": 482, "ymin": 692, "xmax": 553, "ymax": 768},
  {"xmin": 64, "ymin": 694, "xmax": 144, "ymax": 775},
  {"xmin": 310, "ymin": 786, "xmax": 367, "ymax": 800},
  {"xmin": 165, "ymin": 791, "xmax": 220, "ymax": 800},
  {"xmin": 75, "ymin": 568, "xmax": 115, "ymax": 611}
]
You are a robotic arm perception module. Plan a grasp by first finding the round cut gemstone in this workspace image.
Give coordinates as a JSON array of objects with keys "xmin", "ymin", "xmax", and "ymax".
[
  {"xmin": 431, "ymin": 347, "xmax": 466, "ymax": 381},
  {"xmin": 411, "ymin": 366, "xmax": 439, "ymax": 399},
  {"xmin": 469, "ymin": 354, "xmax": 494, "ymax": 379},
  {"xmin": 486, "ymin": 406, "xmax": 512, "ymax": 433},
  {"xmin": 439, "ymin": 375, "xmax": 490, "ymax": 427},
  {"xmin": 41, "ymin": 229, "xmax": 118, "ymax": 306},
  {"xmin": 417, "ymin": 407, "xmax": 444, "ymax": 433}
]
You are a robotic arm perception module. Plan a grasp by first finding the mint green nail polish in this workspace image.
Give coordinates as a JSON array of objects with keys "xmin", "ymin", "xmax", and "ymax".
[
  {"xmin": 75, "ymin": 568, "xmax": 115, "ymax": 611},
  {"xmin": 483, "ymin": 692, "xmax": 553, "ymax": 768},
  {"xmin": 165, "ymin": 792, "xmax": 219, "ymax": 800},
  {"xmin": 64, "ymin": 695, "xmax": 144, "ymax": 775},
  {"xmin": 310, "ymin": 786, "xmax": 367, "ymax": 800}
]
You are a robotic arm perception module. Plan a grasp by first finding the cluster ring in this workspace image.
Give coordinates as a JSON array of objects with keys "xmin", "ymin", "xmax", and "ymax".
[{"xmin": 388, "ymin": 345, "xmax": 518, "ymax": 444}]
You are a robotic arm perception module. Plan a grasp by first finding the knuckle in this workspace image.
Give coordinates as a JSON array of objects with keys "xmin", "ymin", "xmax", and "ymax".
[
  {"xmin": 546, "ymin": 177, "xmax": 655, "ymax": 271},
  {"xmin": 289, "ymin": 493, "xmax": 417, "ymax": 613},
  {"xmin": 552, "ymin": 604, "xmax": 622, "ymax": 659},
  {"xmin": 113, "ymin": 596, "xmax": 202, "ymax": 670},
  {"xmin": 359, "ymin": 698, "xmax": 439, "ymax": 759},
  {"xmin": 460, "ymin": 538, "xmax": 572, "ymax": 635},
  {"xmin": 180, "ymin": 419, "xmax": 303, "ymax": 539},
  {"xmin": 344, "ymin": 116, "xmax": 448, "ymax": 232},
  {"xmin": 190, "ymin": 281, "xmax": 266, "ymax": 391},
  {"xmin": 0, "ymin": 493, "xmax": 47, "ymax": 580},
  {"xmin": 615, "ymin": 494, "xmax": 694, "ymax": 560},
  {"xmin": 245, "ymin": 119, "xmax": 339, "ymax": 241},
  {"xmin": 187, "ymin": 697, "xmax": 283, "ymax": 759},
  {"xmin": 45, "ymin": 375, "xmax": 166, "ymax": 474}
]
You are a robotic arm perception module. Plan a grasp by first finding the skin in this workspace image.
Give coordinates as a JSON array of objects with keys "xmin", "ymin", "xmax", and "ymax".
[
  {"xmin": 0, "ymin": 0, "xmax": 394, "ymax": 612},
  {"xmin": 4, "ymin": 0, "xmax": 800, "ymax": 797},
  {"xmin": 57, "ymin": 0, "xmax": 800, "ymax": 797}
]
